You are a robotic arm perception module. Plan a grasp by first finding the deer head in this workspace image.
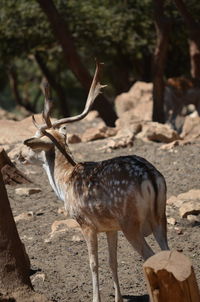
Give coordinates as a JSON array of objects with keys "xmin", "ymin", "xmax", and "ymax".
[{"xmin": 24, "ymin": 61, "xmax": 106, "ymax": 165}]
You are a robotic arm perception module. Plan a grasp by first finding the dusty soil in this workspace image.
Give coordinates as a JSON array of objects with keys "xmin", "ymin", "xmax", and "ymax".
[{"xmin": 6, "ymin": 137, "xmax": 200, "ymax": 302}]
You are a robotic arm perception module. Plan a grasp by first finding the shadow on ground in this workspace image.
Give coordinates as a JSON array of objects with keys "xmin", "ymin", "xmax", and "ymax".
[{"xmin": 123, "ymin": 294, "xmax": 149, "ymax": 302}]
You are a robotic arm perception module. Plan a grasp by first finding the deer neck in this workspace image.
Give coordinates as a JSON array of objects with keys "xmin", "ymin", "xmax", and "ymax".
[{"xmin": 42, "ymin": 147, "xmax": 75, "ymax": 202}]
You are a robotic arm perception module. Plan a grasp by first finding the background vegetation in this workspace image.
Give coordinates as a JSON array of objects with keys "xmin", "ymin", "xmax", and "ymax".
[{"xmin": 0, "ymin": 0, "xmax": 199, "ymax": 121}]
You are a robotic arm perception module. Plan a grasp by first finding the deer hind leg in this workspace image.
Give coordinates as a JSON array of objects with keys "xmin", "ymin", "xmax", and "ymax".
[
  {"xmin": 82, "ymin": 227, "xmax": 101, "ymax": 302},
  {"xmin": 153, "ymin": 214, "xmax": 170, "ymax": 251},
  {"xmin": 121, "ymin": 220, "xmax": 154, "ymax": 261},
  {"xmin": 106, "ymin": 231, "xmax": 123, "ymax": 302}
]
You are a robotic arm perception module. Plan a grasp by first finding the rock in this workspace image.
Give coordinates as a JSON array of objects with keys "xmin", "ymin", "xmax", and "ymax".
[
  {"xmin": 68, "ymin": 134, "xmax": 81, "ymax": 144},
  {"xmin": 174, "ymin": 227, "xmax": 183, "ymax": 235},
  {"xmin": 0, "ymin": 148, "xmax": 31, "ymax": 185},
  {"xmin": 82, "ymin": 126, "xmax": 117, "ymax": 142},
  {"xmin": 167, "ymin": 189, "xmax": 200, "ymax": 209},
  {"xmin": 72, "ymin": 234, "xmax": 84, "ymax": 242},
  {"xmin": 167, "ymin": 195, "xmax": 179, "ymax": 205},
  {"xmin": 189, "ymin": 110, "xmax": 198, "ymax": 118},
  {"xmin": 179, "ymin": 201, "xmax": 200, "ymax": 218},
  {"xmin": 105, "ymin": 136, "xmax": 134, "ymax": 150},
  {"xmin": 0, "ymin": 114, "xmax": 54, "ymax": 145},
  {"xmin": 82, "ymin": 127, "xmax": 104, "ymax": 142},
  {"xmin": 187, "ymin": 215, "xmax": 200, "ymax": 223},
  {"xmin": 99, "ymin": 121, "xmax": 142, "ymax": 151},
  {"xmin": 167, "ymin": 217, "xmax": 176, "ymax": 225},
  {"xmin": 181, "ymin": 116, "xmax": 200, "ymax": 141},
  {"xmin": 31, "ymin": 273, "xmax": 46, "ymax": 283},
  {"xmin": 116, "ymin": 122, "xmax": 142, "ymax": 137},
  {"xmin": 57, "ymin": 207, "xmax": 69, "ymax": 216},
  {"xmin": 8, "ymin": 144, "xmax": 33, "ymax": 162},
  {"xmin": 84, "ymin": 110, "xmax": 99, "ymax": 121},
  {"xmin": 159, "ymin": 140, "xmax": 181, "ymax": 150},
  {"xmin": 159, "ymin": 139, "xmax": 192, "ymax": 150},
  {"xmin": 45, "ymin": 219, "xmax": 81, "ymax": 242},
  {"xmin": 115, "ymin": 110, "xmax": 142, "ymax": 129},
  {"xmin": 115, "ymin": 81, "xmax": 153, "ymax": 118},
  {"xmin": 15, "ymin": 187, "xmax": 41, "ymax": 196},
  {"xmin": 177, "ymin": 189, "xmax": 200, "ymax": 202},
  {"xmin": 136, "ymin": 122, "xmax": 180, "ymax": 143},
  {"xmin": 0, "ymin": 108, "xmax": 17, "ymax": 120},
  {"xmin": 14, "ymin": 211, "xmax": 34, "ymax": 222}
]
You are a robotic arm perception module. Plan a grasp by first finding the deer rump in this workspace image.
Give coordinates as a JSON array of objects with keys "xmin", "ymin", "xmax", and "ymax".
[{"xmin": 65, "ymin": 155, "xmax": 166, "ymax": 235}]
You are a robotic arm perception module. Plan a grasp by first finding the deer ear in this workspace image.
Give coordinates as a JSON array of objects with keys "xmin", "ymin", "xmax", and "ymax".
[{"xmin": 24, "ymin": 137, "xmax": 53, "ymax": 151}]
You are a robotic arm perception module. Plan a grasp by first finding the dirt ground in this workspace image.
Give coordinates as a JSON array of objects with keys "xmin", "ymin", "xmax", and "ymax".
[{"xmin": 6, "ymin": 137, "xmax": 200, "ymax": 302}]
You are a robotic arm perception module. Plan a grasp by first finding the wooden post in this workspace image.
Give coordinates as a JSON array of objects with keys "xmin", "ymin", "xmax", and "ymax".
[{"xmin": 143, "ymin": 250, "xmax": 200, "ymax": 302}]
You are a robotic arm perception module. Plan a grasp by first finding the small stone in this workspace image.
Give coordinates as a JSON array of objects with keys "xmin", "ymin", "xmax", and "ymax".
[
  {"xmin": 160, "ymin": 140, "xmax": 180, "ymax": 150},
  {"xmin": 14, "ymin": 211, "xmax": 34, "ymax": 222},
  {"xmin": 174, "ymin": 227, "xmax": 183, "ymax": 235},
  {"xmin": 82, "ymin": 126, "xmax": 117, "ymax": 142},
  {"xmin": 15, "ymin": 187, "xmax": 41, "ymax": 196},
  {"xmin": 71, "ymin": 234, "xmax": 83, "ymax": 242},
  {"xmin": 57, "ymin": 207, "xmax": 69, "ymax": 216},
  {"xmin": 167, "ymin": 217, "xmax": 176, "ymax": 225},
  {"xmin": 31, "ymin": 273, "xmax": 45, "ymax": 283},
  {"xmin": 45, "ymin": 219, "xmax": 80, "ymax": 242}
]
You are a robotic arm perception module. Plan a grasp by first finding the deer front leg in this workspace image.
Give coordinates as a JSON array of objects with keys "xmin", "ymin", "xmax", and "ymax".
[
  {"xmin": 82, "ymin": 227, "xmax": 101, "ymax": 302},
  {"xmin": 106, "ymin": 231, "xmax": 123, "ymax": 302}
]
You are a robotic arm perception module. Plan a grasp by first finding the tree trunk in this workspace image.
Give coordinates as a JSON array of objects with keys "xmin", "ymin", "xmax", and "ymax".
[
  {"xmin": 36, "ymin": 0, "xmax": 117, "ymax": 126},
  {"xmin": 0, "ymin": 169, "xmax": 53, "ymax": 301},
  {"xmin": 0, "ymin": 169, "xmax": 32, "ymax": 293},
  {"xmin": 8, "ymin": 66, "xmax": 38, "ymax": 113},
  {"xmin": 152, "ymin": 0, "xmax": 170, "ymax": 123},
  {"xmin": 35, "ymin": 52, "xmax": 70, "ymax": 117},
  {"xmin": 189, "ymin": 40, "xmax": 200, "ymax": 78},
  {"xmin": 174, "ymin": 0, "xmax": 200, "ymax": 78},
  {"xmin": 143, "ymin": 251, "xmax": 200, "ymax": 302},
  {"xmin": 8, "ymin": 66, "xmax": 23, "ymax": 106}
]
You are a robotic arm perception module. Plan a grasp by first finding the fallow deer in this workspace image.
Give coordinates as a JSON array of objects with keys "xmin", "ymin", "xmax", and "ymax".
[{"xmin": 24, "ymin": 62, "xmax": 169, "ymax": 302}]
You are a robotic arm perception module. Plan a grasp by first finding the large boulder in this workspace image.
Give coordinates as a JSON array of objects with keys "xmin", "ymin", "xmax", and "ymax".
[
  {"xmin": 82, "ymin": 125, "xmax": 117, "ymax": 142},
  {"xmin": 179, "ymin": 201, "xmax": 200, "ymax": 218},
  {"xmin": 115, "ymin": 81, "xmax": 153, "ymax": 119},
  {"xmin": 136, "ymin": 122, "xmax": 180, "ymax": 143},
  {"xmin": 0, "ymin": 114, "xmax": 46, "ymax": 145},
  {"xmin": 181, "ymin": 116, "xmax": 200, "ymax": 141}
]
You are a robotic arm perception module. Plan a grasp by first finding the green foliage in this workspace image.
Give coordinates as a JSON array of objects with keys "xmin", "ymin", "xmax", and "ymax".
[
  {"xmin": 64, "ymin": 0, "xmax": 154, "ymax": 58},
  {"xmin": 0, "ymin": 0, "xmax": 52, "ymax": 58},
  {"xmin": 0, "ymin": 0, "xmax": 200, "ymax": 114}
]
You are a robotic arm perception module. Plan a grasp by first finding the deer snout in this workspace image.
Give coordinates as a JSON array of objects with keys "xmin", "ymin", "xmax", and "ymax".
[{"xmin": 24, "ymin": 138, "xmax": 34, "ymax": 147}]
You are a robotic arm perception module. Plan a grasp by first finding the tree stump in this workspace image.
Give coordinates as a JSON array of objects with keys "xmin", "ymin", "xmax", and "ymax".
[
  {"xmin": 0, "ymin": 170, "xmax": 51, "ymax": 301},
  {"xmin": 0, "ymin": 148, "xmax": 31, "ymax": 185},
  {"xmin": 143, "ymin": 250, "xmax": 200, "ymax": 302}
]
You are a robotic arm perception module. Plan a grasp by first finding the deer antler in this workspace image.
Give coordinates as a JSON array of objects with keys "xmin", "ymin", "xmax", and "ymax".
[
  {"xmin": 32, "ymin": 79, "xmax": 53, "ymax": 134},
  {"xmin": 32, "ymin": 61, "xmax": 106, "ymax": 133},
  {"xmin": 50, "ymin": 61, "xmax": 106, "ymax": 128},
  {"xmin": 42, "ymin": 80, "xmax": 53, "ymax": 128}
]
